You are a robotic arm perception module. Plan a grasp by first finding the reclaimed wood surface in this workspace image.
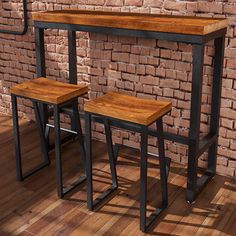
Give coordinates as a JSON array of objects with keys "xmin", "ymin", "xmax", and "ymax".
[
  {"xmin": 0, "ymin": 115, "xmax": 235, "ymax": 235},
  {"xmin": 84, "ymin": 92, "xmax": 172, "ymax": 125},
  {"xmin": 10, "ymin": 77, "xmax": 88, "ymax": 104},
  {"xmin": 32, "ymin": 10, "xmax": 228, "ymax": 35}
]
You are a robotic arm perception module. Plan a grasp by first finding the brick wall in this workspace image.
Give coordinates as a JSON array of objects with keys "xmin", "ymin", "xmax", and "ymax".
[{"xmin": 0, "ymin": 0, "xmax": 235, "ymax": 177}]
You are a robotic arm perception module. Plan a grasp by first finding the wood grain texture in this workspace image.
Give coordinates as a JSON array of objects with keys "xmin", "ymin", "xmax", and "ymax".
[
  {"xmin": 0, "ymin": 115, "xmax": 235, "ymax": 236},
  {"xmin": 10, "ymin": 77, "xmax": 88, "ymax": 104},
  {"xmin": 32, "ymin": 10, "xmax": 228, "ymax": 35},
  {"xmin": 84, "ymin": 92, "xmax": 172, "ymax": 126}
]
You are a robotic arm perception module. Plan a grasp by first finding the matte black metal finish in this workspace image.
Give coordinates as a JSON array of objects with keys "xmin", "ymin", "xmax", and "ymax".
[
  {"xmin": 11, "ymin": 94, "xmax": 86, "ymax": 198},
  {"xmin": 68, "ymin": 30, "xmax": 77, "ymax": 85},
  {"xmin": 33, "ymin": 19, "xmax": 227, "ymax": 203},
  {"xmin": 85, "ymin": 113, "xmax": 118, "ymax": 210},
  {"xmin": 207, "ymin": 36, "xmax": 226, "ymax": 176},
  {"xmin": 186, "ymin": 44, "xmax": 205, "ymax": 203},
  {"xmin": 85, "ymin": 111, "xmax": 169, "ymax": 232},
  {"xmin": 53, "ymin": 102, "xmax": 86, "ymax": 198},
  {"xmin": 104, "ymin": 118, "xmax": 118, "ymax": 188},
  {"xmin": 11, "ymin": 95, "xmax": 50, "ymax": 181},
  {"xmin": 33, "ymin": 101, "xmax": 50, "ymax": 166}
]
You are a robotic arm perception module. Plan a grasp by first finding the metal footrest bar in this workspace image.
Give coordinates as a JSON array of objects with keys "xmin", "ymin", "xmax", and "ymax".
[
  {"xmin": 198, "ymin": 133, "xmax": 217, "ymax": 157},
  {"xmin": 92, "ymin": 185, "xmax": 118, "ymax": 210},
  {"xmin": 22, "ymin": 160, "xmax": 50, "ymax": 180},
  {"xmin": 186, "ymin": 171, "xmax": 213, "ymax": 204},
  {"xmin": 46, "ymin": 123, "xmax": 78, "ymax": 135},
  {"xmin": 145, "ymin": 207, "xmax": 166, "ymax": 231},
  {"xmin": 62, "ymin": 175, "xmax": 86, "ymax": 196}
]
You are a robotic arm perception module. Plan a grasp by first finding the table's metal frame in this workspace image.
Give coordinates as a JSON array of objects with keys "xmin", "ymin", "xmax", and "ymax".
[{"xmin": 34, "ymin": 20, "xmax": 226, "ymax": 203}]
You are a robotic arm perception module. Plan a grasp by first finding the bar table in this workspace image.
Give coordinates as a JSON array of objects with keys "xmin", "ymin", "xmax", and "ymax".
[{"xmin": 32, "ymin": 10, "xmax": 228, "ymax": 203}]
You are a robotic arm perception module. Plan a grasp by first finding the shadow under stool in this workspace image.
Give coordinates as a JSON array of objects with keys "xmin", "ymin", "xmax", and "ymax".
[
  {"xmin": 84, "ymin": 92, "xmax": 172, "ymax": 232},
  {"xmin": 10, "ymin": 77, "xmax": 88, "ymax": 198}
]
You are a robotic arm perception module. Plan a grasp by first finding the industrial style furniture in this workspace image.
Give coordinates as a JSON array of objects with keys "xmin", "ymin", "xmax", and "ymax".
[
  {"xmin": 84, "ymin": 92, "xmax": 172, "ymax": 232},
  {"xmin": 32, "ymin": 10, "xmax": 228, "ymax": 203},
  {"xmin": 11, "ymin": 77, "xmax": 88, "ymax": 198}
]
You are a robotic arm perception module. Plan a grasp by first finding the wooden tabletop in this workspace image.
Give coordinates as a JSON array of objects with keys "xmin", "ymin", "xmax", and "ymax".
[{"xmin": 32, "ymin": 10, "xmax": 228, "ymax": 35}]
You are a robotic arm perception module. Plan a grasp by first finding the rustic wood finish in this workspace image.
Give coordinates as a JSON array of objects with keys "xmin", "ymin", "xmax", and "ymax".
[
  {"xmin": 0, "ymin": 115, "xmax": 235, "ymax": 235},
  {"xmin": 84, "ymin": 92, "xmax": 172, "ymax": 126},
  {"xmin": 10, "ymin": 77, "xmax": 88, "ymax": 104},
  {"xmin": 32, "ymin": 10, "xmax": 228, "ymax": 35}
]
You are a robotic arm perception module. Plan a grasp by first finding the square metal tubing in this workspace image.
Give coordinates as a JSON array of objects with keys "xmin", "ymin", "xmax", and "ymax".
[{"xmin": 34, "ymin": 22, "xmax": 226, "ymax": 203}]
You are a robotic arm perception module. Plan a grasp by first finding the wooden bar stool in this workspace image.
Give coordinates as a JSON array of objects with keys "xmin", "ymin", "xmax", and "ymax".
[
  {"xmin": 10, "ymin": 77, "xmax": 88, "ymax": 198},
  {"xmin": 84, "ymin": 92, "xmax": 172, "ymax": 232}
]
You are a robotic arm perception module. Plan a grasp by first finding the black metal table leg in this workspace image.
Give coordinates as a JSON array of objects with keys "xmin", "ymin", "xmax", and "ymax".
[
  {"xmin": 35, "ymin": 27, "xmax": 49, "ymax": 148},
  {"xmin": 186, "ymin": 43, "xmax": 205, "ymax": 203},
  {"xmin": 11, "ymin": 94, "xmax": 23, "ymax": 181},
  {"xmin": 68, "ymin": 30, "xmax": 78, "ymax": 132},
  {"xmin": 35, "ymin": 27, "xmax": 45, "ymax": 78},
  {"xmin": 207, "ymin": 36, "xmax": 225, "ymax": 175}
]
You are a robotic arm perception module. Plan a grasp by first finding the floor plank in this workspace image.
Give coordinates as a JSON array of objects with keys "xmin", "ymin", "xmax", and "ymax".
[{"xmin": 0, "ymin": 115, "xmax": 235, "ymax": 236}]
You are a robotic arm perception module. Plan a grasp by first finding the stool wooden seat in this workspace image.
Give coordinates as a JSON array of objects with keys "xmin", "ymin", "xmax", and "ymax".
[
  {"xmin": 10, "ymin": 77, "xmax": 88, "ymax": 104},
  {"xmin": 11, "ymin": 77, "xmax": 88, "ymax": 198},
  {"xmin": 84, "ymin": 92, "xmax": 172, "ymax": 125},
  {"xmin": 84, "ymin": 92, "xmax": 172, "ymax": 232}
]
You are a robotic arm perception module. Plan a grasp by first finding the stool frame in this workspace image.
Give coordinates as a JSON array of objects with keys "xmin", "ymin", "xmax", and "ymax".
[
  {"xmin": 85, "ymin": 112, "xmax": 170, "ymax": 232},
  {"xmin": 11, "ymin": 94, "xmax": 86, "ymax": 198}
]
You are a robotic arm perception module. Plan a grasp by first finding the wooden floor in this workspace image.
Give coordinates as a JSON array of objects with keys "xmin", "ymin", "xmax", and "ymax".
[{"xmin": 0, "ymin": 115, "xmax": 235, "ymax": 236}]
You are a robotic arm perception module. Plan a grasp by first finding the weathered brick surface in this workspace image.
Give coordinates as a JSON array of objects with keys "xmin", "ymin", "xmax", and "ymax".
[{"xmin": 0, "ymin": 0, "xmax": 236, "ymax": 178}]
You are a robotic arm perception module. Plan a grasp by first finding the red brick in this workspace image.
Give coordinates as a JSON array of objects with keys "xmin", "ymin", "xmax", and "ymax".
[
  {"xmin": 140, "ymin": 75, "xmax": 159, "ymax": 85},
  {"xmin": 143, "ymin": 0, "xmax": 162, "ymax": 8},
  {"xmin": 106, "ymin": 0, "xmax": 123, "ymax": 6},
  {"xmin": 224, "ymin": 4, "xmax": 236, "ymax": 14},
  {"xmin": 112, "ymin": 52, "xmax": 129, "ymax": 63},
  {"xmin": 164, "ymin": 1, "xmax": 186, "ymax": 11},
  {"xmin": 125, "ymin": 0, "xmax": 142, "ymax": 6}
]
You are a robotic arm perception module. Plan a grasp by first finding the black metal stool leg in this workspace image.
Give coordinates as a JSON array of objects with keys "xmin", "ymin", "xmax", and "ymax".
[
  {"xmin": 71, "ymin": 99, "xmax": 77, "ymax": 135},
  {"xmin": 12, "ymin": 95, "xmax": 51, "ymax": 181},
  {"xmin": 33, "ymin": 101, "xmax": 50, "ymax": 166},
  {"xmin": 58, "ymin": 100, "xmax": 87, "ymax": 195},
  {"xmin": 156, "ymin": 118, "xmax": 168, "ymax": 208},
  {"xmin": 104, "ymin": 118, "xmax": 118, "ymax": 188},
  {"xmin": 140, "ymin": 119, "xmax": 169, "ymax": 232},
  {"xmin": 54, "ymin": 105, "xmax": 63, "ymax": 198},
  {"xmin": 11, "ymin": 94, "xmax": 23, "ymax": 181},
  {"xmin": 85, "ymin": 113, "xmax": 118, "ymax": 210},
  {"xmin": 113, "ymin": 143, "xmax": 120, "ymax": 165},
  {"xmin": 140, "ymin": 125, "xmax": 148, "ymax": 232}
]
